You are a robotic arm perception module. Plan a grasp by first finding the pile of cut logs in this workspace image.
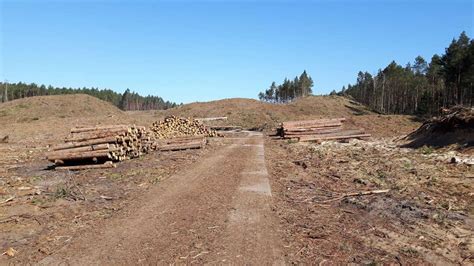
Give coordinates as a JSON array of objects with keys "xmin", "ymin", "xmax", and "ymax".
[
  {"xmin": 151, "ymin": 116, "xmax": 218, "ymax": 138},
  {"xmin": 46, "ymin": 125, "xmax": 155, "ymax": 170},
  {"xmin": 277, "ymin": 118, "xmax": 370, "ymax": 142},
  {"xmin": 46, "ymin": 116, "xmax": 220, "ymax": 170}
]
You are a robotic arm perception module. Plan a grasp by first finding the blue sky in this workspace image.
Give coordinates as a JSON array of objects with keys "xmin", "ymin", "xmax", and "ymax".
[{"xmin": 0, "ymin": 0, "xmax": 472, "ymax": 103}]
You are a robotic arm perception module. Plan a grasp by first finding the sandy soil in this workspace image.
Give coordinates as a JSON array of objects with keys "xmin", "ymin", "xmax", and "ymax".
[
  {"xmin": 2, "ymin": 132, "xmax": 286, "ymax": 264},
  {"xmin": 265, "ymin": 137, "xmax": 473, "ymax": 264}
]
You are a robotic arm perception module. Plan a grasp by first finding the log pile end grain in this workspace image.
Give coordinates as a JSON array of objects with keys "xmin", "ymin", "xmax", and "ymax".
[
  {"xmin": 277, "ymin": 118, "xmax": 371, "ymax": 143},
  {"xmin": 47, "ymin": 124, "xmax": 157, "ymax": 170},
  {"xmin": 46, "ymin": 116, "xmax": 218, "ymax": 170},
  {"xmin": 150, "ymin": 116, "xmax": 218, "ymax": 139}
]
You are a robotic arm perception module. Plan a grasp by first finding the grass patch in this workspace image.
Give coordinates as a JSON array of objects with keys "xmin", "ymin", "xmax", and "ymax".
[
  {"xmin": 419, "ymin": 145, "xmax": 434, "ymax": 155},
  {"xmin": 400, "ymin": 247, "xmax": 419, "ymax": 257},
  {"xmin": 54, "ymin": 187, "xmax": 73, "ymax": 199},
  {"xmin": 109, "ymin": 173, "xmax": 123, "ymax": 180}
]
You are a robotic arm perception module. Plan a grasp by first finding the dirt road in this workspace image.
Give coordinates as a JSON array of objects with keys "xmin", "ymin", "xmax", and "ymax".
[{"xmin": 39, "ymin": 131, "xmax": 284, "ymax": 265}]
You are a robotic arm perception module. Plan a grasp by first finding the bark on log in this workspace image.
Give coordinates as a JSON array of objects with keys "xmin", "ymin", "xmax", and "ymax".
[
  {"xmin": 289, "ymin": 129, "xmax": 365, "ymax": 137},
  {"xmin": 70, "ymin": 125, "xmax": 129, "ymax": 133},
  {"xmin": 282, "ymin": 118, "xmax": 346, "ymax": 128},
  {"xmin": 282, "ymin": 122, "xmax": 343, "ymax": 130},
  {"xmin": 283, "ymin": 128, "xmax": 343, "ymax": 135},
  {"xmin": 196, "ymin": 117, "xmax": 228, "ymax": 122},
  {"xmin": 47, "ymin": 150, "xmax": 112, "ymax": 161},
  {"xmin": 53, "ymin": 136, "xmax": 118, "ymax": 151},
  {"xmin": 55, "ymin": 161, "xmax": 116, "ymax": 171},
  {"xmin": 298, "ymin": 133, "xmax": 371, "ymax": 142},
  {"xmin": 47, "ymin": 144, "xmax": 111, "ymax": 156},
  {"xmin": 158, "ymin": 141, "xmax": 203, "ymax": 151},
  {"xmin": 158, "ymin": 135, "xmax": 206, "ymax": 145},
  {"xmin": 65, "ymin": 129, "xmax": 129, "ymax": 142}
]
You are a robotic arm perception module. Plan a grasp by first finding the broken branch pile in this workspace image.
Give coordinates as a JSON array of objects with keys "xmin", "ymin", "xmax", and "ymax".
[
  {"xmin": 277, "ymin": 118, "xmax": 371, "ymax": 142},
  {"xmin": 47, "ymin": 125, "xmax": 154, "ymax": 170},
  {"xmin": 404, "ymin": 106, "xmax": 473, "ymax": 148}
]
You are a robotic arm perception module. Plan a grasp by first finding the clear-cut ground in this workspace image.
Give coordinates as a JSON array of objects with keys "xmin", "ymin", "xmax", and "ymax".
[{"xmin": 38, "ymin": 132, "xmax": 284, "ymax": 265}]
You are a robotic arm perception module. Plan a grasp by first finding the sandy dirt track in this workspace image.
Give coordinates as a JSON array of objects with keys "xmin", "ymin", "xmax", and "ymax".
[{"xmin": 39, "ymin": 132, "xmax": 284, "ymax": 265}]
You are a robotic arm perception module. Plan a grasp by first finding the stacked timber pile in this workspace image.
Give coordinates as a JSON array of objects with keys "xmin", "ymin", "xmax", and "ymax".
[
  {"xmin": 149, "ymin": 116, "xmax": 215, "ymax": 151},
  {"xmin": 277, "ymin": 118, "xmax": 370, "ymax": 142},
  {"xmin": 150, "ymin": 116, "xmax": 218, "ymax": 139},
  {"xmin": 47, "ymin": 125, "xmax": 154, "ymax": 170}
]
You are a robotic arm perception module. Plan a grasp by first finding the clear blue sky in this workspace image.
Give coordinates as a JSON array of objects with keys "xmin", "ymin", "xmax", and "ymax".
[{"xmin": 0, "ymin": 0, "xmax": 472, "ymax": 103}]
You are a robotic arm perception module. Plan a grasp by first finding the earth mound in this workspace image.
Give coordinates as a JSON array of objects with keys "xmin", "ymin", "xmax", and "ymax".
[
  {"xmin": 141, "ymin": 96, "xmax": 418, "ymax": 137},
  {"xmin": 0, "ymin": 94, "xmax": 123, "ymax": 123},
  {"xmin": 159, "ymin": 96, "xmax": 373, "ymax": 129}
]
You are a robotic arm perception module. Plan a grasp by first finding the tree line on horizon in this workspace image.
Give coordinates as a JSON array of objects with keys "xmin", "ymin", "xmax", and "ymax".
[
  {"xmin": 0, "ymin": 82, "xmax": 178, "ymax": 111},
  {"xmin": 258, "ymin": 70, "xmax": 314, "ymax": 103},
  {"xmin": 336, "ymin": 31, "xmax": 473, "ymax": 115}
]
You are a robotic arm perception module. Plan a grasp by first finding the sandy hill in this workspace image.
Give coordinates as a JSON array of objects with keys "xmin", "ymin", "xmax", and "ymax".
[
  {"xmin": 0, "ymin": 94, "xmax": 419, "ymax": 142},
  {"xmin": 0, "ymin": 94, "xmax": 123, "ymax": 123},
  {"xmin": 156, "ymin": 96, "xmax": 372, "ymax": 128},
  {"xmin": 129, "ymin": 96, "xmax": 419, "ymax": 137}
]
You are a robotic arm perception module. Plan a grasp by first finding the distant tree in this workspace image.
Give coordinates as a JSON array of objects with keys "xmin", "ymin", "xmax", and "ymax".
[
  {"xmin": 257, "ymin": 71, "xmax": 314, "ymax": 103},
  {"xmin": 2, "ymin": 82, "xmax": 7, "ymax": 102},
  {"xmin": 298, "ymin": 70, "xmax": 313, "ymax": 96},
  {"xmin": 0, "ymin": 82, "xmax": 176, "ymax": 111},
  {"xmin": 413, "ymin": 56, "xmax": 428, "ymax": 75},
  {"xmin": 339, "ymin": 31, "xmax": 473, "ymax": 116}
]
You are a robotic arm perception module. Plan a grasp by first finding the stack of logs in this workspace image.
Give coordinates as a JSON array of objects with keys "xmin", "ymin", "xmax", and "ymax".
[
  {"xmin": 46, "ymin": 125, "xmax": 154, "ymax": 170},
  {"xmin": 47, "ymin": 116, "xmax": 219, "ymax": 170},
  {"xmin": 151, "ymin": 116, "xmax": 218, "ymax": 139},
  {"xmin": 277, "ymin": 118, "xmax": 371, "ymax": 142}
]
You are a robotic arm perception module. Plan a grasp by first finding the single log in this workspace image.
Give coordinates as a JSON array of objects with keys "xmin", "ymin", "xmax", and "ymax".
[
  {"xmin": 47, "ymin": 150, "xmax": 112, "ymax": 161},
  {"xmin": 55, "ymin": 161, "xmax": 116, "ymax": 171},
  {"xmin": 283, "ymin": 128, "xmax": 343, "ymax": 136},
  {"xmin": 298, "ymin": 133, "xmax": 371, "ymax": 142},
  {"xmin": 288, "ymin": 129, "xmax": 365, "ymax": 137},
  {"xmin": 46, "ymin": 144, "xmax": 111, "ymax": 157},
  {"xmin": 70, "ymin": 125, "xmax": 129, "ymax": 133},
  {"xmin": 158, "ymin": 141, "xmax": 203, "ymax": 151},
  {"xmin": 282, "ymin": 122, "xmax": 343, "ymax": 131},
  {"xmin": 196, "ymin": 117, "xmax": 228, "ymax": 122},
  {"xmin": 283, "ymin": 124, "xmax": 342, "ymax": 132},
  {"xmin": 209, "ymin": 125, "xmax": 242, "ymax": 131},
  {"xmin": 159, "ymin": 135, "xmax": 206, "ymax": 145},
  {"xmin": 53, "ymin": 136, "xmax": 118, "ymax": 151},
  {"xmin": 66, "ymin": 129, "xmax": 129, "ymax": 142},
  {"xmin": 281, "ymin": 118, "xmax": 346, "ymax": 128}
]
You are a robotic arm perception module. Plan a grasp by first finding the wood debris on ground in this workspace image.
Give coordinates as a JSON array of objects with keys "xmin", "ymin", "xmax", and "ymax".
[
  {"xmin": 2, "ymin": 247, "xmax": 18, "ymax": 257},
  {"xmin": 276, "ymin": 118, "xmax": 370, "ymax": 142}
]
